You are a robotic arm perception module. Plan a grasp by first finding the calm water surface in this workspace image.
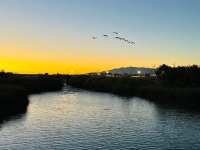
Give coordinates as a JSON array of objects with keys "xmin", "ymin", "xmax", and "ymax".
[{"xmin": 1, "ymin": 85, "xmax": 200, "ymax": 150}]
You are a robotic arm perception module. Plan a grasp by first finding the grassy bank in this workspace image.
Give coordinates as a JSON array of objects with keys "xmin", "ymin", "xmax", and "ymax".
[
  {"xmin": 0, "ymin": 84, "xmax": 28, "ymax": 119},
  {"xmin": 0, "ymin": 74, "xmax": 64, "ymax": 120},
  {"xmin": 66, "ymin": 75, "xmax": 200, "ymax": 108}
]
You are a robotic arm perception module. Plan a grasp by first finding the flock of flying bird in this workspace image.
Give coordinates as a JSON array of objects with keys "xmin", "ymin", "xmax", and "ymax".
[{"xmin": 92, "ymin": 31, "xmax": 136, "ymax": 44}]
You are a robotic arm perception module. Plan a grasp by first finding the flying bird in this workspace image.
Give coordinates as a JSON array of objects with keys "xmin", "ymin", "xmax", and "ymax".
[
  {"xmin": 131, "ymin": 41, "xmax": 136, "ymax": 44},
  {"xmin": 114, "ymin": 37, "xmax": 120, "ymax": 39},
  {"xmin": 113, "ymin": 31, "xmax": 119, "ymax": 34},
  {"xmin": 102, "ymin": 35, "xmax": 108, "ymax": 37},
  {"xmin": 92, "ymin": 37, "xmax": 97, "ymax": 39}
]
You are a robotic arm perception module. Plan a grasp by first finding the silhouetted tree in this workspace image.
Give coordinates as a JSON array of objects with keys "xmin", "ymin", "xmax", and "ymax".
[
  {"xmin": 156, "ymin": 64, "xmax": 172, "ymax": 80},
  {"xmin": 156, "ymin": 64, "xmax": 200, "ymax": 87}
]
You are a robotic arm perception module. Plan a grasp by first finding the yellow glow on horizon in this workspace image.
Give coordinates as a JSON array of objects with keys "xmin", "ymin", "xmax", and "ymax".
[
  {"xmin": 0, "ymin": 58, "xmax": 156, "ymax": 74},
  {"xmin": 1, "ymin": 1, "xmax": 200, "ymax": 75},
  {"xmin": 0, "ymin": 40, "xmax": 158, "ymax": 74},
  {"xmin": 1, "ymin": 33, "xmax": 195, "ymax": 74},
  {"xmin": 0, "ymin": 58, "xmax": 126, "ymax": 74}
]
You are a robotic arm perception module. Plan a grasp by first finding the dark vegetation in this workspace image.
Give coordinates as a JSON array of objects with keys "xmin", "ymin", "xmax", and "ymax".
[
  {"xmin": 66, "ymin": 64, "xmax": 200, "ymax": 108},
  {"xmin": 1, "ymin": 64, "xmax": 200, "ymax": 119},
  {"xmin": 0, "ymin": 71, "xmax": 64, "ymax": 120},
  {"xmin": 156, "ymin": 64, "xmax": 200, "ymax": 87}
]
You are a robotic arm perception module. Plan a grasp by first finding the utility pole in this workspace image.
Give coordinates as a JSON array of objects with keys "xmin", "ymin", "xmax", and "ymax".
[
  {"xmin": 152, "ymin": 64, "xmax": 156, "ymax": 73},
  {"xmin": 173, "ymin": 62, "xmax": 176, "ymax": 68}
]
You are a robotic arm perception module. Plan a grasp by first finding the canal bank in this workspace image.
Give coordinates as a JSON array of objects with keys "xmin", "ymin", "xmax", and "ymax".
[{"xmin": 66, "ymin": 75, "xmax": 200, "ymax": 108}]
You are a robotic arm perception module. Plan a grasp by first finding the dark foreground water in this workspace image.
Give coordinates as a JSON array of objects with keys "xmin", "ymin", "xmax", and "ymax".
[{"xmin": 1, "ymin": 85, "xmax": 200, "ymax": 150}]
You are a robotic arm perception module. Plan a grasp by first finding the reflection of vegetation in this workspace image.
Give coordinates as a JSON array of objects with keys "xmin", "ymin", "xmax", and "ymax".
[
  {"xmin": 0, "ymin": 72, "xmax": 64, "ymax": 119},
  {"xmin": 66, "ymin": 75, "xmax": 158, "ymax": 95},
  {"xmin": 66, "ymin": 69, "xmax": 200, "ymax": 108},
  {"xmin": 0, "ymin": 84, "xmax": 28, "ymax": 119}
]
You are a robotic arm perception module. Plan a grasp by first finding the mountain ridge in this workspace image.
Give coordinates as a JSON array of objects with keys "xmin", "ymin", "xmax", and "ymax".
[{"xmin": 106, "ymin": 67, "xmax": 155, "ymax": 74}]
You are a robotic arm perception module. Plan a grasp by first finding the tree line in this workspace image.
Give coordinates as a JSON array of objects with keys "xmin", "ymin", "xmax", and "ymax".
[{"xmin": 156, "ymin": 64, "xmax": 200, "ymax": 87}]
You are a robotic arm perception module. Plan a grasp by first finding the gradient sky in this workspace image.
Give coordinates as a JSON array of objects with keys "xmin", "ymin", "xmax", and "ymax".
[{"xmin": 0, "ymin": 0, "xmax": 200, "ymax": 74}]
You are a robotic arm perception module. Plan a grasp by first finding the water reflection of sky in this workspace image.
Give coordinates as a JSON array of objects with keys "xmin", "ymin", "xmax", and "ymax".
[{"xmin": 1, "ymin": 86, "xmax": 200, "ymax": 149}]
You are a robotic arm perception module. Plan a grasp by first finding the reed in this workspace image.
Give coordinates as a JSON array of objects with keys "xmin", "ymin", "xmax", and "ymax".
[
  {"xmin": 0, "ymin": 74, "xmax": 64, "ymax": 119},
  {"xmin": 67, "ymin": 75, "xmax": 200, "ymax": 108}
]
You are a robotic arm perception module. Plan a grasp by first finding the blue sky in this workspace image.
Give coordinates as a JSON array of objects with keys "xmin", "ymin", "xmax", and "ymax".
[{"xmin": 0, "ymin": 0, "xmax": 200, "ymax": 73}]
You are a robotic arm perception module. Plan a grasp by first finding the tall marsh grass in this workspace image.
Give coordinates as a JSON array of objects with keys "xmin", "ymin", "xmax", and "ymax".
[
  {"xmin": 67, "ymin": 75, "xmax": 200, "ymax": 108},
  {"xmin": 0, "ymin": 74, "xmax": 64, "ymax": 119}
]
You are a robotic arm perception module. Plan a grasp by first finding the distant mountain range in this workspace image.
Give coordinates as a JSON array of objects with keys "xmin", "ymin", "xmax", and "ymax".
[{"xmin": 106, "ymin": 67, "xmax": 155, "ymax": 74}]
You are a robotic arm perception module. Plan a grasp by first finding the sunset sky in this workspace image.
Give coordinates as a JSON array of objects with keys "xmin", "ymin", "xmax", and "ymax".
[{"xmin": 1, "ymin": 0, "xmax": 200, "ymax": 74}]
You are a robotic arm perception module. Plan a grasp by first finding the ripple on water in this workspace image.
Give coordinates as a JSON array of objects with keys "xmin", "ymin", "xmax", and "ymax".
[{"xmin": 1, "ymin": 86, "xmax": 200, "ymax": 149}]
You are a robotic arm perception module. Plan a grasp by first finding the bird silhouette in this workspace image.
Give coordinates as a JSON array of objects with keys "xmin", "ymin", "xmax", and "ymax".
[
  {"xmin": 114, "ymin": 37, "xmax": 120, "ymax": 39},
  {"xmin": 113, "ymin": 31, "xmax": 119, "ymax": 34},
  {"xmin": 91, "ymin": 31, "xmax": 136, "ymax": 45},
  {"xmin": 131, "ymin": 41, "xmax": 136, "ymax": 44}
]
